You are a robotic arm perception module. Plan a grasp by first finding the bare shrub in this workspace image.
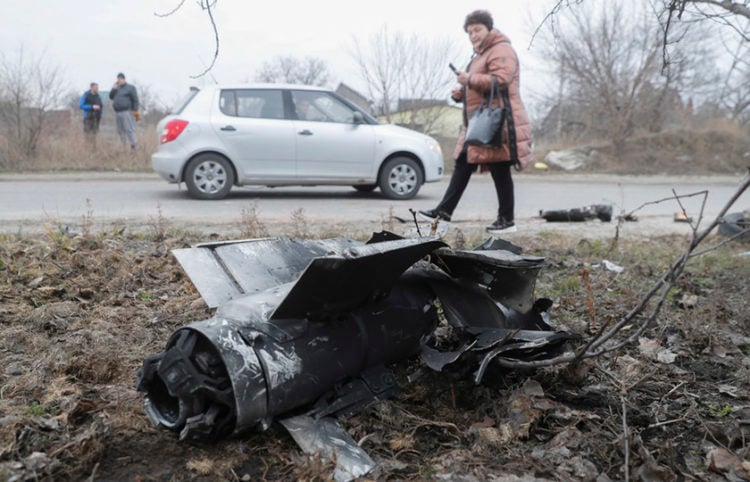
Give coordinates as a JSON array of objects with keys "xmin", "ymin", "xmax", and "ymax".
[
  {"xmin": 0, "ymin": 47, "xmax": 68, "ymax": 168},
  {"xmin": 453, "ymin": 228, "xmax": 466, "ymax": 250},
  {"xmin": 239, "ymin": 203, "xmax": 269, "ymax": 238},
  {"xmin": 381, "ymin": 206, "xmax": 396, "ymax": 232},
  {"xmin": 147, "ymin": 204, "xmax": 171, "ymax": 241},
  {"xmin": 81, "ymin": 198, "xmax": 94, "ymax": 238},
  {"xmin": 290, "ymin": 208, "xmax": 310, "ymax": 239}
]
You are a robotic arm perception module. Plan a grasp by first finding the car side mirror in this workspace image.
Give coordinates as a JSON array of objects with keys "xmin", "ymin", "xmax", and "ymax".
[{"xmin": 352, "ymin": 111, "xmax": 364, "ymax": 125}]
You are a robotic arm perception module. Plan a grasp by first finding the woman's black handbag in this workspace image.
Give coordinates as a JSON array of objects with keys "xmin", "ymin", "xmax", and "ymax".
[{"xmin": 464, "ymin": 76, "xmax": 512, "ymax": 148}]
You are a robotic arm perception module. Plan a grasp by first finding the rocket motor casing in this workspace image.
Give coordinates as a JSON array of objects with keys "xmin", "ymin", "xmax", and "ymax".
[{"xmin": 139, "ymin": 271, "xmax": 440, "ymax": 440}]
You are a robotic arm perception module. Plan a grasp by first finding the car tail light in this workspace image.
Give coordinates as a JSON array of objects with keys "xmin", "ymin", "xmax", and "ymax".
[{"xmin": 160, "ymin": 119, "xmax": 189, "ymax": 144}]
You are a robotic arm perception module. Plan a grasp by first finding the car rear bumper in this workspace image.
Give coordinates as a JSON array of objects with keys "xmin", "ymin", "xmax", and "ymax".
[{"xmin": 152, "ymin": 152, "xmax": 183, "ymax": 183}]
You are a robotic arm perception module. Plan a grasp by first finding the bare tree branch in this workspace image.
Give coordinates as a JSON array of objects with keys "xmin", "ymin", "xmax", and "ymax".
[
  {"xmin": 689, "ymin": 225, "xmax": 749, "ymax": 256},
  {"xmin": 154, "ymin": 0, "xmax": 220, "ymax": 79},
  {"xmin": 189, "ymin": 1, "xmax": 219, "ymax": 79},
  {"xmin": 688, "ymin": 0, "xmax": 750, "ymax": 18},
  {"xmin": 530, "ymin": 0, "xmax": 586, "ymax": 48},
  {"xmin": 154, "ymin": 0, "xmax": 187, "ymax": 18}
]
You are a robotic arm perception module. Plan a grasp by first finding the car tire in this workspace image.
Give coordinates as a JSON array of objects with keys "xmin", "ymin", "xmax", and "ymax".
[
  {"xmin": 378, "ymin": 157, "xmax": 423, "ymax": 200},
  {"xmin": 184, "ymin": 154, "xmax": 234, "ymax": 200},
  {"xmin": 353, "ymin": 184, "xmax": 377, "ymax": 193}
]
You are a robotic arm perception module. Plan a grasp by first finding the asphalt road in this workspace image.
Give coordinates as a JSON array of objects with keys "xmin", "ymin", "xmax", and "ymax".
[{"xmin": 0, "ymin": 171, "xmax": 747, "ymax": 237}]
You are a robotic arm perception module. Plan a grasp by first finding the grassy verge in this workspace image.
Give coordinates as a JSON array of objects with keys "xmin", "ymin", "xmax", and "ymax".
[
  {"xmin": 0, "ymin": 226, "xmax": 748, "ymax": 480},
  {"xmin": 0, "ymin": 124, "xmax": 157, "ymax": 172}
]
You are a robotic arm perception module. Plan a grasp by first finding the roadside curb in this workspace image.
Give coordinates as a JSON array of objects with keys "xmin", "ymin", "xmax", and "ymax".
[{"xmin": 0, "ymin": 171, "xmax": 160, "ymax": 182}]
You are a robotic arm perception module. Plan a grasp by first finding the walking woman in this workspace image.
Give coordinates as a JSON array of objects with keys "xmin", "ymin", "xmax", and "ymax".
[{"xmin": 420, "ymin": 10, "xmax": 532, "ymax": 233}]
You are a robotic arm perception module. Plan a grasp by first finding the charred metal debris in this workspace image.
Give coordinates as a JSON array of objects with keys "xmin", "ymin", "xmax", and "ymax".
[
  {"xmin": 540, "ymin": 204, "xmax": 613, "ymax": 222},
  {"xmin": 719, "ymin": 210, "xmax": 750, "ymax": 240},
  {"xmin": 137, "ymin": 232, "xmax": 579, "ymax": 481}
]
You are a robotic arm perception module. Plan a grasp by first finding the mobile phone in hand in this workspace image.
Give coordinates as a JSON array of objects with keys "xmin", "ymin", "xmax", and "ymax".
[{"xmin": 449, "ymin": 63, "xmax": 458, "ymax": 74}]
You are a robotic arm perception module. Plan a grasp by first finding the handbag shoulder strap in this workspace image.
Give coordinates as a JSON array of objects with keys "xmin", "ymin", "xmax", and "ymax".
[
  {"xmin": 501, "ymin": 87, "xmax": 519, "ymax": 165},
  {"xmin": 485, "ymin": 75, "xmax": 499, "ymax": 109},
  {"xmin": 477, "ymin": 75, "xmax": 501, "ymax": 110},
  {"xmin": 493, "ymin": 42, "xmax": 520, "ymax": 165}
]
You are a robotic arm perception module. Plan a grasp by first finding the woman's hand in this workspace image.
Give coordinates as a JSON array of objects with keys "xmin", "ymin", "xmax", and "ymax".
[{"xmin": 456, "ymin": 70, "xmax": 470, "ymax": 86}]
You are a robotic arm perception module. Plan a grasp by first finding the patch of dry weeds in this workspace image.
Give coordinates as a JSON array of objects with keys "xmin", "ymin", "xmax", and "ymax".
[{"xmin": 0, "ymin": 229, "xmax": 748, "ymax": 480}]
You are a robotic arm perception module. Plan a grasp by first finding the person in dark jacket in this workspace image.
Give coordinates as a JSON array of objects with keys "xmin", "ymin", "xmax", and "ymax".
[
  {"xmin": 79, "ymin": 82, "xmax": 102, "ymax": 145},
  {"xmin": 109, "ymin": 72, "xmax": 140, "ymax": 151},
  {"xmin": 420, "ymin": 10, "xmax": 532, "ymax": 234}
]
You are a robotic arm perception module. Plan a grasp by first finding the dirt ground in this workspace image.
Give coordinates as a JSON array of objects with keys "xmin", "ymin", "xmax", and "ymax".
[{"xmin": 1, "ymin": 217, "xmax": 749, "ymax": 481}]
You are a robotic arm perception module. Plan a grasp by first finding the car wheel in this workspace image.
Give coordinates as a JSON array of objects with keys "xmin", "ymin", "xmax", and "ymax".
[
  {"xmin": 184, "ymin": 154, "xmax": 234, "ymax": 200},
  {"xmin": 378, "ymin": 157, "xmax": 422, "ymax": 200},
  {"xmin": 353, "ymin": 184, "xmax": 377, "ymax": 193}
]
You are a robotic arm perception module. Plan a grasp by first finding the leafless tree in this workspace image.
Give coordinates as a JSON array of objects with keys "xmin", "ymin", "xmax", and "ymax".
[
  {"xmin": 538, "ymin": 0, "xmax": 750, "ymax": 62},
  {"xmin": 542, "ymin": 0, "xmax": 750, "ymax": 31},
  {"xmin": 254, "ymin": 56, "xmax": 330, "ymax": 86},
  {"xmin": 351, "ymin": 27, "xmax": 405, "ymax": 124},
  {"xmin": 534, "ymin": 1, "xmax": 710, "ymax": 153},
  {"xmin": 538, "ymin": 3, "xmax": 662, "ymax": 152},
  {"xmin": 135, "ymin": 83, "xmax": 171, "ymax": 125},
  {"xmin": 0, "ymin": 47, "xmax": 67, "ymax": 168},
  {"xmin": 709, "ymin": 28, "xmax": 750, "ymax": 125},
  {"xmin": 351, "ymin": 26, "xmax": 461, "ymax": 134}
]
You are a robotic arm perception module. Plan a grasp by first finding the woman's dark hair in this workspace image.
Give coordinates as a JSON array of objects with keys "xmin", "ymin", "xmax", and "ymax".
[{"xmin": 463, "ymin": 10, "xmax": 493, "ymax": 32}]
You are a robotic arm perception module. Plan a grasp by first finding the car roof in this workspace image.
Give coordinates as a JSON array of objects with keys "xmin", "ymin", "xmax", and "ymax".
[{"xmin": 194, "ymin": 83, "xmax": 333, "ymax": 92}]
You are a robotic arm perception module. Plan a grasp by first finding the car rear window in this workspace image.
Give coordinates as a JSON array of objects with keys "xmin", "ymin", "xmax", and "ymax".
[
  {"xmin": 219, "ymin": 89, "xmax": 284, "ymax": 119},
  {"xmin": 172, "ymin": 88, "xmax": 200, "ymax": 115}
]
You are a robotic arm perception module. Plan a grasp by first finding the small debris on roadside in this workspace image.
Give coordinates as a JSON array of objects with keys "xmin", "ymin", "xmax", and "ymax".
[
  {"xmin": 718, "ymin": 211, "xmax": 750, "ymax": 240},
  {"xmin": 588, "ymin": 259, "xmax": 624, "ymax": 273},
  {"xmin": 678, "ymin": 293, "xmax": 699, "ymax": 309},
  {"xmin": 540, "ymin": 204, "xmax": 613, "ymax": 222}
]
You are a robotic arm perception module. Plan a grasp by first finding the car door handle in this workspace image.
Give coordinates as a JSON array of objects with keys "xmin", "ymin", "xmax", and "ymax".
[
  {"xmin": 220, "ymin": 125, "xmax": 236, "ymax": 131},
  {"xmin": 298, "ymin": 129, "xmax": 313, "ymax": 136}
]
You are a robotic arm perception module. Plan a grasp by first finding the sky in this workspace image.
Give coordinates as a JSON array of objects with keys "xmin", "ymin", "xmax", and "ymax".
[{"xmin": 0, "ymin": 0, "xmax": 555, "ymax": 110}]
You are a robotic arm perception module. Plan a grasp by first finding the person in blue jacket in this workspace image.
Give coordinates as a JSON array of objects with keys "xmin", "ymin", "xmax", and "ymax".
[{"xmin": 79, "ymin": 82, "xmax": 102, "ymax": 145}]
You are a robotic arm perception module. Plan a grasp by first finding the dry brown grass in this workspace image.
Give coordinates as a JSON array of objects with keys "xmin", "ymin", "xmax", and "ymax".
[
  {"xmin": 3, "ymin": 119, "xmax": 748, "ymax": 178},
  {"xmin": 532, "ymin": 127, "xmax": 750, "ymax": 175},
  {"xmin": 0, "ymin": 123, "xmax": 158, "ymax": 172},
  {"xmin": 239, "ymin": 203, "xmax": 270, "ymax": 239}
]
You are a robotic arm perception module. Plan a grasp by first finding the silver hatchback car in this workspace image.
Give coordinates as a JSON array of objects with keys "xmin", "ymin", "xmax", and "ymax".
[{"xmin": 152, "ymin": 84, "xmax": 444, "ymax": 200}]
